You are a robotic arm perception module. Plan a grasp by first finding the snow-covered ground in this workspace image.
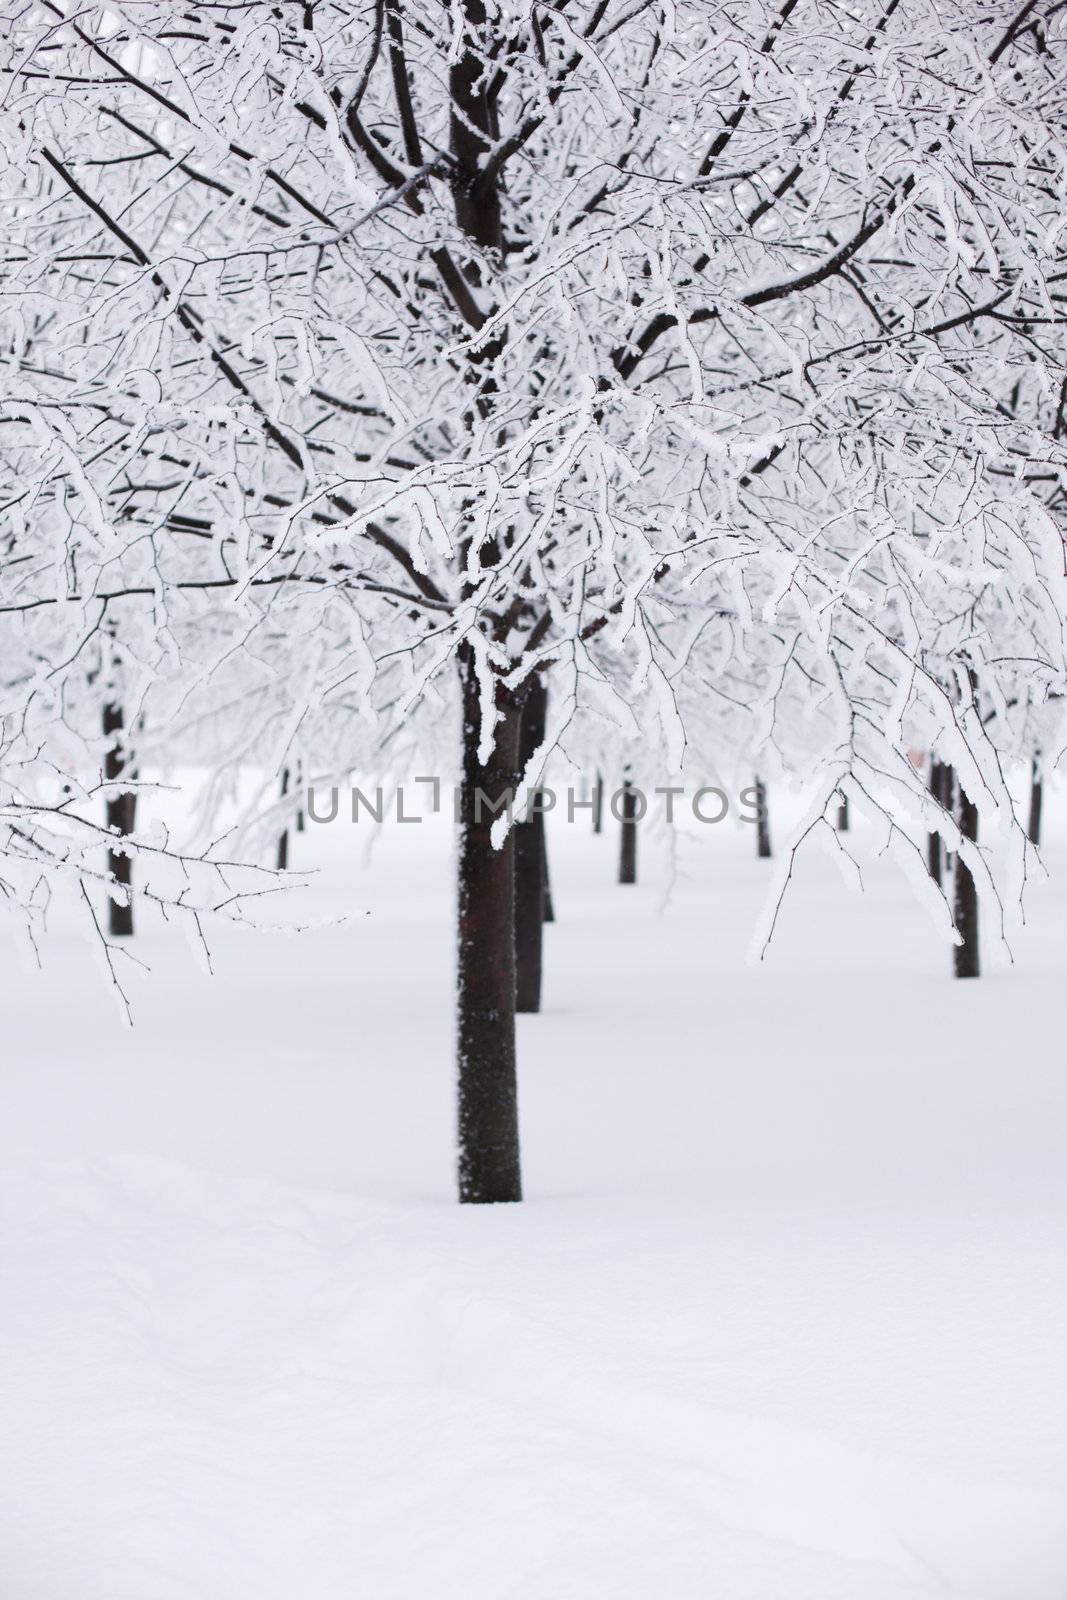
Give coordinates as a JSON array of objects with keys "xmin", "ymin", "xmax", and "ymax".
[{"xmin": 3, "ymin": 793, "xmax": 1066, "ymax": 1598}]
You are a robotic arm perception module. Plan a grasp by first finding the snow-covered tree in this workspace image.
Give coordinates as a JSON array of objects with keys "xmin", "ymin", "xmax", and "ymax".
[{"xmin": 3, "ymin": 0, "xmax": 1066, "ymax": 1191}]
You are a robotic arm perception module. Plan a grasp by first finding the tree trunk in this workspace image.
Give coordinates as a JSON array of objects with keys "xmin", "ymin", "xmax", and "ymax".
[
  {"xmin": 953, "ymin": 777, "xmax": 980, "ymax": 979},
  {"xmin": 837, "ymin": 793, "xmax": 849, "ymax": 831},
  {"xmin": 277, "ymin": 766, "xmax": 290, "ymax": 870},
  {"xmin": 515, "ymin": 676, "xmax": 547, "ymax": 1014},
  {"xmin": 456, "ymin": 643, "xmax": 522, "ymax": 1203},
  {"xmin": 448, "ymin": 3, "xmax": 527, "ymax": 1200},
  {"xmin": 592, "ymin": 771, "xmax": 603, "ymax": 834},
  {"xmin": 103, "ymin": 702, "xmax": 136, "ymax": 937},
  {"xmin": 619, "ymin": 778, "xmax": 638, "ymax": 884},
  {"xmin": 927, "ymin": 758, "xmax": 945, "ymax": 887},
  {"xmin": 541, "ymin": 827, "xmax": 554, "ymax": 923},
  {"xmin": 295, "ymin": 758, "xmax": 305, "ymax": 833},
  {"xmin": 754, "ymin": 775, "xmax": 771, "ymax": 858},
  {"xmin": 1028, "ymin": 757, "xmax": 1042, "ymax": 848}
]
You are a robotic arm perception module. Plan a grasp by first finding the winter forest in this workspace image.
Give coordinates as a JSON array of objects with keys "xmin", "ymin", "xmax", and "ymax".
[{"xmin": 1, "ymin": 0, "xmax": 1066, "ymax": 1594}]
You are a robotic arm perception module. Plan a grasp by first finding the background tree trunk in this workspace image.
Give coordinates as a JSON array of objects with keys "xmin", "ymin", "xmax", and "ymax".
[
  {"xmin": 295, "ymin": 758, "xmax": 305, "ymax": 833},
  {"xmin": 1028, "ymin": 757, "xmax": 1042, "ymax": 848},
  {"xmin": 836, "ymin": 794, "xmax": 849, "ymax": 831},
  {"xmin": 953, "ymin": 777, "xmax": 979, "ymax": 978},
  {"xmin": 277, "ymin": 766, "xmax": 290, "ymax": 870},
  {"xmin": 592, "ymin": 771, "xmax": 603, "ymax": 835},
  {"xmin": 456, "ymin": 644, "xmax": 522, "ymax": 1203},
  {"xmin": 927, "ymin": 758, "xmax": 945, "ymax": 887},
  {"xmin": 619, "ymin": 777, "xmax": 638, "ymax": 884},
  {"xmin": 541, "ymin": 828, "xmax": 554, "ymax": 924},
  {"xmin": 754, "ymin": 775, "xmax": 772, "ymax": 859},
  {"xmin": 103, "ymin": 702, "xmax": 136, "ymax": 937},
  {"xmin": 515, "ymin": 676, "xmax": 547, "ymax": 1014}
]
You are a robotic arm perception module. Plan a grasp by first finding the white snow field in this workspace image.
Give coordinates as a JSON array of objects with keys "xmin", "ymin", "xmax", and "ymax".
[{"xmin": 2, "ymin": 793, "xmax": 1066, "ymax": 1599}]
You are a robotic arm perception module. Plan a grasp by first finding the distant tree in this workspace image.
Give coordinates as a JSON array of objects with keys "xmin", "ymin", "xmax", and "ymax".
[
  {"xmin": 754, "ymin": 778, "xmax": 772, "ymax": 861},
  {"xmin": 618, "ymin": 779, "xmax": 638, "ymax": 886},
  {"xmin": 1028, "ymin": 759, "xmax": 1043, "ymax": 850}
]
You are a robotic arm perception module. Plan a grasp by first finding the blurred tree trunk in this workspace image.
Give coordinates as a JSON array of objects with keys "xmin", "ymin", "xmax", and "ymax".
[
  {"xmin": 953, "ymin": 776, "xmax": 980, "ymax": 979},
  {"xmin": 1028, "ymin": 757, "xmax": 1042, "ymax": 848},
  {"xmin": 619, "ymin": 777, "xmax": 638, "ymax": 884},
  {"xmin": 927, "ymin": 758, "xmax": 947, "ymax": 886},
  {"xmin": 754, "ymin": 775, "xmax": 771, "ymax": 858},
  {"xmin": 277, "ymin": 766, "xmax": 290, "ymax": 870},
  {"xmin": 541, "ymin": 826, "xmax": 554, "ymax": 923}
]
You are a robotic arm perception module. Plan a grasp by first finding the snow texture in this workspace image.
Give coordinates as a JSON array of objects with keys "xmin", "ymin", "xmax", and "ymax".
[{"xmin": 2, "ymin": 803, "xmax": 1065, "ymax": 1599}]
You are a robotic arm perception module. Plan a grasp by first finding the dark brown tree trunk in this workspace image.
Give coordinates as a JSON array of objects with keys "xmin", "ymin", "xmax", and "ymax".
[
  {"xmin": 1028, "ymin": 757, "xmax": 1042, "ymax": 848},
  {"xmin": 277, "ymin": 767, "xmax": 290, "ymax": 870},
  {"xmin": 837, "ymin": 794, "xmax": 849, "ymax": 831},
  {"xmin": 456, "ymin": 643, "xmax": 522, "ymax": 1203},
  {"xmin": 515, "ymin": 676, "xmax": 547, "ymax": 1014},
  {"xmin": 103, "ymin": 702, "xmax": 136, "ymax": 937},
  {"xmin": 592, "ymin": 771, "xmax": 603, "ymax": 834},
  {"xmin": 448, "ymin": 4, "xmax": 523, "ymax": 1200},
  {"xmin": 619, "ymin": 778, "xmax": 638, "ymax": 884},
  {"xmin": 953, "ymin": 777, "xmax": 980, "ymax": 979},
  {"xmin": 754, "ymin": 775, "xmax": 771, "ymax": 858},
  {"xmin": 927, "ymin": 758, "xmax": 946, "ymax": 887}
]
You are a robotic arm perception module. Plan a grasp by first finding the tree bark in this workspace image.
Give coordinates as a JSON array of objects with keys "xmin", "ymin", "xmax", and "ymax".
[
  {"xmin": 103, "ymin": 702, "xmax": 136, "ymax": 937},
  {"xmin": 515, "ymin": 675, "xmax": 547, "ymax": 1014},
  {"xmin": 953, "ymin": 776, "xmax": 980, "ymax": 979},
  {"xmin": 592, "ymin": 771, "xmax": 604, "ymax": 834},
  {"xmin": 754, "ymin": 775, "xmax": 772, "ymax": 858},
  {"xmin": 1028, "ymin": 756, "xmax": 1042, "ymax": 848},
  {"xmin": 837, "ymin": 793, "xmax": 849, "ymax": 831},
  {"xmin": 619, "ymin": 778, "xmax": 638, "ymax": 884},
  {"xmin": 456, "ymin": 643, "xmax": 522, "ymax": 1203}
]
